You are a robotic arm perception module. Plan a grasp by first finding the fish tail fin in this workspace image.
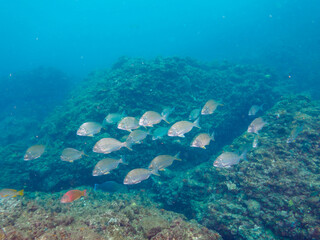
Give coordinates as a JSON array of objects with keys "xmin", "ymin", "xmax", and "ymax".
[
  {"xmin": 161, "ymin": 112, "xmax": 171, "ymax": 124},
  {"xmin": 174, "ymin": 152, "xmax": 182, "ymax": 161},
  {"xmin": 17, "ymin": 189, "xmax": 24, "ymax": 196},
  {"xmin": 240, "ymin": 149, "xmax": 248, "ymax": 161},
  {"xmin": 151, "ymin": 168, "xmax": 160, "ymax": 176},
  {"xmin": 124, "ymin": 141, "xmax": 133, "ymax": 151},
  {"xmin": 121, "ymin": 110, "xmax": 126, "ymax": 117},
  {"xmin": 83, "ymin": 189, "xmax": 87, "ymax": 197},
  {"xmin": 120, "ymin": 156, "xmax": 128, "ymax": 165},
  {"xmin": 210, "ymin": 131, "xmax": 215, "ymax": 140},
  {"xmin": 94, "ymin": 184, "xmax": 98, "ymax": 191},
  {"xmin": 193, "ymin": 117, "xmax": 201, "ymax": 129},
  {"xmin": 260, "ymin": 103, "xmax": 265, "ymax": 110},
  {"xmin": 82, "ymin": 151, "xmax": 89, "ymax": 157}
]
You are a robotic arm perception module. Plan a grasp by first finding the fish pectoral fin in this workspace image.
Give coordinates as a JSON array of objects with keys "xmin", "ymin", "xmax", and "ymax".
[
  {"xmin": 104, "ymin": 172, "xmax": 110, "ymax": 175},
  {"xmin": 178, "ymin": 134, "xmax": 185, "ymax": 138},
  {"xmin": 88, "ymin": 134, "xmax": 94, "ymax": 137},
  {"xmin": 159, "ymin": 168, "xmax": 165, "ymax": 171},
  {"xmin": 201, "ymin": 146, "xmax": 206, "ymax": 149}
]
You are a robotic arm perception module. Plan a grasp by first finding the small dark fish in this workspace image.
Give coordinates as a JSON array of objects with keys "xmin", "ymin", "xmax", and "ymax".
[
  {"xmin": 152, "ymin": 127, "xmax": 169, "ymax": 140},
  {"xmin": 248, "ymin": 104, "xmax": 264, "ymax": 116},
  {"xmin": 94, "ymin": 181, "xmax": 127, "ymax": 192},
  {"xmin": 104, "ymin": 111, "xmax": 126, "ymax": 125},
  {"xmin": 189, "ymin": 108, "xmax": 201, "ymax": 121},
  {"xmin": 287, "ymin": 125, "xmax": 304, "ymax": 143}
]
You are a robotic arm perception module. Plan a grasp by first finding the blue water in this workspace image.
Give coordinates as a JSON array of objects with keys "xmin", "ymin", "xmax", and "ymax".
[
  {"xmin": 1, "ymin": 0, "xmax": 319, "ymax": 84},
  {"xmin": 1, "ymin": 1, "xmax": 320, "ymax": 239}
]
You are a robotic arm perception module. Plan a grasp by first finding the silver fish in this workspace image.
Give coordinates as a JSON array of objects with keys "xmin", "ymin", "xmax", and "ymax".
[
  {"xmin": 252, "ymin": 135, "xmax": 259, "ymax": 148},
  {"xmin": 287, "ymin": 125, "xmax": 304, "ymax": 143},
  {"xmin": 168, "ymin": 118, "xmax": 200, "ymax": 137},
  {"xmin": 190, "ymin": 132, "xmax": 214, "ymax": 149},
  {"xmin": 118, "ymin": 117, "xmax": 140, "ymax": 132},
  {"xmin": 247, "ymin": 117, "xmax": 267, "ymax": 134},
  {"xmin": 201, "ymin": 99, "xmax": 223, "ymax": 115},
  {"xmin": 24, "ymin": 145, "xmax": 45, "ymax": 161},
  {"xmin": 139, "ymin": 110, "xmax": 170, "ymax": 127},
  {"xmin": 213, "ymin": 150, "xmax": 247, "ymax": 168},
  {"xmin": 152, "ymin": 127, "xmax": 169, "ymax": 140},
  {"xmin": 148, "ymin": 153, "xmax": 181, "ymax": 170},
  {"xmin": 104, "ymin": 111, "xmax": 126, "ymax": 125},
  {"xmin": 248, "ymin": 104, "xmax": 264, "ymax": 116},
  {"xmin": 189, "ymin": 108, "xmax": 201, "ymax": 121},
  {"xmin": 123, "ymin": 168, "xmax": 159, "ymax": 185},
  {"xmin": 92, "ymin": 157, "xmax": 125, "ymax": 176},
  {"xmin": 77, "ymin": 122, "xmax": 102, "ymax": 137},
  {"xmin": 60, "ymin": 148, "xmax": 86, "ymax": 162},
  {"xmin": 126, "ymin": 129, "xmax": 149, "ymax": 145},
  {"xmin": 93, "ymin": 138, "xmax": 132, "ymax": 154}
]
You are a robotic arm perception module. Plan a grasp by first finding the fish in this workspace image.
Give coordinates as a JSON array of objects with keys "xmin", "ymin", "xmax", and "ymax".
[
  {"xmin": 104, "ymin": 111, "xmax": 126, "ymax": 125},
  {"xmin": 94, "ymin": 181, "xmax": 127, "ymax": 192},
  {"xmin": 168, "ymin": 118, "xmax": 200, "ymax": 137},
  {"xmin": 24, "ymin": 145, "xmax": 45, "ymax": 161},
  {"xmin": 123, "ymin": 168, "xmax": 159, "ymax": 185},
  {"xmin": 190, "ymin": 131, "xmax": 215, "ymax": 149},
  {"xmin": 213, "ymin": 150, "xmax": 247, "ymax": 168},
  {"xmin": 152, "ymin": 127, "xmax": 169, "ymax": 140},
  {"xmin": 77, "ymin": 122, "xmax": 102, "ymax": 137},
  {"xmin": 126, "ymin": 129, "xmax": 149, "ymax": 145},
  {"xmin": 139, "ymin": 110, "xmax": 170, "ymax": 127},
  {"xmin": 252, "ymin": 135, "xmax": 259, "ymax": 148},
  {"xmin": 117, "ymin": 117, "xmax": 140, "ymax": 132},
  {"xmin": 0, "ymin": 189, "xmax": 24, "ymax": 198},
  {"xmin": 247, "ymin": 117, "xmax": 267, "ymax": 134},
  {"xmin": 248, "ymin": 104, "xmax": 264, "ymax": 116},
  {"xmin": 287, "ymin": 125, "xmax": 304, "ymax": 143},
  {"xmin": 93, "ymin": 138, "xmax": 132, "ymax": 154},
  {"xmin": 201, "ymin": 99, "xmax": 223, "ymax": 115},
  {"xmin": 189, "ymin": 108, "xmax": 201, "ymax": 121},
  {"xmin": 161, "ymin": 107, "xmax": 175, "ymax": 119},
  {"xmin": 60, "ymin": 189, "xmax": 86, "ymax": 203},
  {"xmin": 148, "ymin": 153, "xmax": 181, "ymax": 171},
  {"xmin": 92, "ymin": 157, "xmax": 125, "ymax": 176},
  {"xmin": 60, "ymin": 148, "xmax": 86, "ymax": 162}
]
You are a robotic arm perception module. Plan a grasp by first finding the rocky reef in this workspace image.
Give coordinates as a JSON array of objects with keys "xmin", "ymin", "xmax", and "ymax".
[
  {"xmin": 0, "ymin": 190, "xmax": 222, "ymax": 240},
  {"xmin": 0, "ymin": 57, "xmax": 279, "ymax": 191},
  {"xmin": 152, "ymin": 95, "xmax": 320, "ymax": 239}
]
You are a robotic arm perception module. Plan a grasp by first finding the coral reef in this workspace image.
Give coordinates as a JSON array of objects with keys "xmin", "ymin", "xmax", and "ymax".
[{"xmin": 0, "ymin": 190, "xmax": 221, "ymax": 240}]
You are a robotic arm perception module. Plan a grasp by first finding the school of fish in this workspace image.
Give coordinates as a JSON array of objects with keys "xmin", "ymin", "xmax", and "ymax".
[{"xmin": 2, "ymin": 98, "xmax": 301, "ymax": 203}]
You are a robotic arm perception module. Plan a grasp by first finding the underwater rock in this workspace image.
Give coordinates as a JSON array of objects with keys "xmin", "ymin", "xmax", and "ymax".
[
  {"xmin": 0, "ymin": 190, "xmax": 222, "ymax": 240},
  {"xmin": 2, "ymin": 56, "xmax": 278, "ymax": 192},
  {"xmin": 153, "ymin": 95, "xmax": 320, "ymax": 239}
]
